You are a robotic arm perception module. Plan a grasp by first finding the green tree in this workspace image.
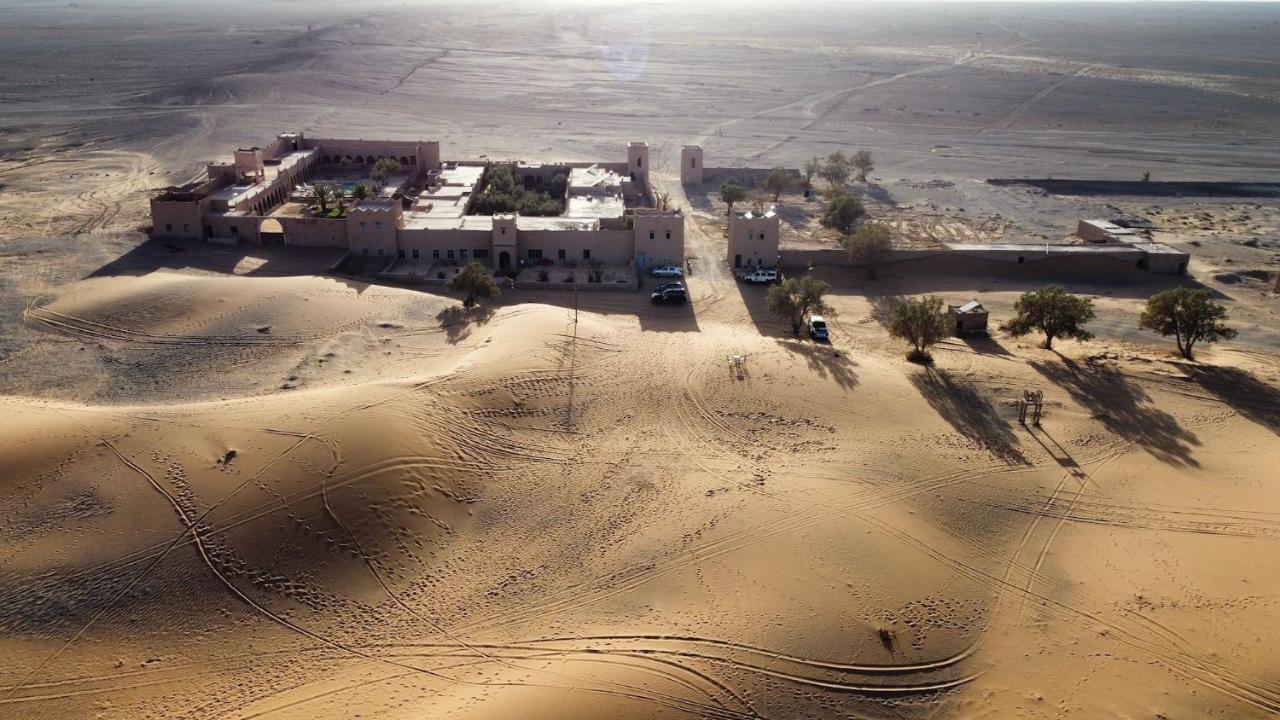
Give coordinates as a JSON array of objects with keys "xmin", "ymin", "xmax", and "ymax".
[
  {"xmin": 1140, "ymin": 287, "xmax": 1236, "ymax": 360},
  {"xmin": 371, "ymin": 158, "xmax": 402, "ymax": 189},
  {"xmin": 845, "ymin": 222, "xmax": 892, "ymax": 278},
  {"xmin": 312, "ymin": 182, "xmax": 335, "ymax": 215},
  {"xmin": 818, "ymin": 150, "xmax": 850, "ymax": 188},
  {"xmin": 763, "ymin": 166, "xmax": 794, "ymax": 201},
  {"xmin": 821, "ymin": 190, "xmax": 865, "ymax": 234},
  {"xmin": 350, "ymin": 182, "xmax": 371, "ymax": 203},
  {"xmin": 1005, "ymin": 285, "xmax": 1095, "ymax": 350},
  {"xmin": 766, "ymin": 275, "xmax": 833, "ymax": 335},
  {"xmin": 888, "ymin": 295, "xmax": 951, "ymax": 362},
  {"xmin": 803, "ymin": 157, "xmax": 821, "ymax": 187},
  {"xmin": 720, "ymin": 179, "xmax": 747, "ymax": 216},
  {"xmin": 446, "ymin": 260, "xmax": 500, "ymax": 309},
  {"xmin": 852, "ymin": 150, "xmax": 874, "ymax": 183}
]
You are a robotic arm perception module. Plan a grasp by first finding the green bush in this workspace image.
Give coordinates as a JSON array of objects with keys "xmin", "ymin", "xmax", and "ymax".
[{"xmin": 472, "ymin": 165, "xmax": 564, "ymax": 217}]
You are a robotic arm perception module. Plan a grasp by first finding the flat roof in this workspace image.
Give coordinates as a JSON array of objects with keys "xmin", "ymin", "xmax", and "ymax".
[
  {"xmin": 439, "ymin": 165, "xmax": 484, "ymax": 187},
  {"xmin": 569, "ymin": 165, "xmax": 623, "ymax": 192},
  {"xmin": 739, "ymin": 207, "xmax": 777, "ymax": 220},
  {"xmin": 516, "ymin": 216, "xmax": 599, "ymax": 231},
  {"xmin": 1128, "ymin": 241, "xmax": 1189, "ymax": 256},
  {"xmin": 411, "ymin": 196, "xmax": 468, "ymax": 218},
  {"xmin": 402, "ymin": 215, "xmax": 494, "ymax": 231},
  {"xmin": 566, "ymin": 195, "xmax": 625, "ymax": 219}
]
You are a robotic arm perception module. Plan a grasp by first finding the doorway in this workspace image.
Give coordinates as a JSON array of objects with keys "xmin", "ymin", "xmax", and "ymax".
[{"xmin": 499, "ymin": 251, "xmax": 511, "ymax": 270}]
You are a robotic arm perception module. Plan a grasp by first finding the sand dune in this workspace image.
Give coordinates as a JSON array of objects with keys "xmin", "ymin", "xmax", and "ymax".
[
  {"xmin": 3, "ymin": 2, "xmax": 1280, "ymax": 717},
  {"xmin": 3, "ymin": 264, "xmax": 1279, "ymax": 718}
]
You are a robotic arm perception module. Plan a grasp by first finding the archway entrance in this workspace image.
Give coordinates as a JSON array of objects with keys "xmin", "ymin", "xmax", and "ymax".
[
  {"xmin": 259, "ymin": 218, "xmax": 285, "ymax": 246},
  {"xmin": 498, "ymin": 251, "xmax": 511, "ymax": 271}
]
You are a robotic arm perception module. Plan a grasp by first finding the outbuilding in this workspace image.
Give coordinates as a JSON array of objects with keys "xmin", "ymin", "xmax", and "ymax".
[{"xmin": 947, "ymin": 300, "xmax": 989, "ymax": 335}]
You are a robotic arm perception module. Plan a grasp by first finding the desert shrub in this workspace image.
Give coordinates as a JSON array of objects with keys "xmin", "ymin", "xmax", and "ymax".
[
  {"xmin": 766, "ymin": 275, "xmax": 832, "ymax": 335},
  {"xmin": 1140, "ymin": 287, "xmax": 1236, "ymax": 359},
  {"xmin": 1006, "ymin": 285, "xmax": 1095, "ymax": 349},
  {"xmin": 720, "ymin": 179, "xmax": 746, "ymax": 215},
  {"xmin": 445, "ymin": 260, "xmax": 500, "ymax": 308},
  {"xmin": 888, "ymin": 295, "xmax": 950, "ymax": 361},
  {"xmin": 821, "ymin": 190, "xmax": 865, "ymax": 233}
]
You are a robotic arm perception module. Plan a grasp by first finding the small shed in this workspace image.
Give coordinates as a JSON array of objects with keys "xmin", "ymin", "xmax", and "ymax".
[{"xmin": 947, "ymin": 300, "xmax": 989, "ymax": 335}]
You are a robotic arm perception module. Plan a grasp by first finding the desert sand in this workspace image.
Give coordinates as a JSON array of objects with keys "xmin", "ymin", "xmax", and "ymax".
[{"xmin": 3, "ymin": 2, "xmax": 1280, "ymax": 719}]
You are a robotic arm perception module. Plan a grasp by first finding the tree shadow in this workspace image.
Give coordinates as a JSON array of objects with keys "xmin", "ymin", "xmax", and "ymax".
[
  {"xmin": 859, "ymin": 183, "xmax": 896, "ymax": 207},
  {"xmin": 776, "ymin": 338, "xmax": 859, "ymax": 390},
  {"xmin": 436, "ymin": 304, "xmax": 495, "ymax": 344},
  {"xmin": 866, "ymin": 292, "xmax": 906, "ymax": 329},
  {"xmin": 956, "ymin": 334, "xmax": 1013, "ymax": 357},
  {"xmin": 909, "ymin": 367, "xmax": 1028, "ymax": 465},
  {"xmin": 1184, "ymin": 365, "xmax": 1280, "ymax": 435},
  {"xmin": 1030, "ymin": 358, "xmax": 1200, "ymax": 467}
]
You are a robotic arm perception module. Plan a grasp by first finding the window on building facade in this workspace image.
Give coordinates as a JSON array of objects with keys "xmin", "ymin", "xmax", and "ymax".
[
  {"xmin": 528, "ymin": 249, "xmax": 543, "ymax": 260},
  {"xmin": 375, "ymin": 222, "xmax": 382, "ymax": 231},
  {"xmin": 165, "ymin": 224, "xmax": 173, "ymax": 232},
  {"xmin": 558, "ymin": 249, "xmax": 566, "ymax": 260},
  {"xmin": 377, "ymin": 248, "xmax": 384, "ymax": 256},
  {"xmin": 359, "ymin": 222, "xmax": 367, "ymax": 231},
  {"xmin": 447, "ymin": 249, "xmax": 455, "ymax": 259},
  {"xmin": 432, "ymin": 249, "xmax": 440, "ymax": 259},
  {"xmin": 748, "ymin": 232, "xmax": 754, "ymax": 240},
  {"xmin": 183, "ymin": 224, "xmax": 189, "ymax": 232},
  {"xmin": 398, "ymin": 249, "xmax": 405, "ymax": 259},
  {"xmin": 474, "ymin": 249, "xmax": 489, "ymax": 259},
  {"xmin": 361, "ymin": 248, "xmax": 369, "ymax": 256},
  {"xmin": 412, "ymin": 249, "xmax": 420, "ymax": 259},
  {"xmin": 649, "ymin": 231, "xmax": 655, "ymax": 240},
  {"xmin": 665, "ymin": 231, "xmax": 671, "ymax": 239},
  {"xmin": 460, "ymin": 249, "xmax": 468, "ymax": 260},
  {"xmin": 582, "ymin": 249, "xmax": 590, "ymax": 260}
]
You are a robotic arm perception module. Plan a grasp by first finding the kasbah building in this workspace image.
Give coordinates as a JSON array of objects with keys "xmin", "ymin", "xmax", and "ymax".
[{"xmin": 150, "ymin": 133, "xmax": 688, "ymax": 278}]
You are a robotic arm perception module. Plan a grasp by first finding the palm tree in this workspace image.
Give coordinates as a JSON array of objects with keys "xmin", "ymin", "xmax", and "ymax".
[
  {"xmin": 351, "ymin": 182, "xmax": 371, "ymax": 204},
  {"xmin": 312, "ymin": 183, "xmax": 334, "ymax": 215}
]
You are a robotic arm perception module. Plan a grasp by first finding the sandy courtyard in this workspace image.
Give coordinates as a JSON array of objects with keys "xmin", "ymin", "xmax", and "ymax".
[{"xmin": 2, "ymin": 2, "xmax": 1280, "ymax": 719}]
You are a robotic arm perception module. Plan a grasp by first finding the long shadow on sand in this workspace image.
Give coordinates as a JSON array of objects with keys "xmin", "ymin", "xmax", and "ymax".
[
  {"xmin": 90, "ymin": 237, "xmax": 349, "ymax": 281},
  {"xmin": 909, "ymin": 366, "xmax": 1028, "ymax": 465},
  {"xmin": 1030, "ymin": 358, "xmax": 1200, "ymax": 467},
  {"xmin": 1184, "ymin": 364, "xmax": 1280, "ymax": 435},
  {"xmin": 437, "ymin": 305, "xmax": 496, "ymax": 345},
  {"xmin": 776, "ymin": 338, "xmax": 858, "ymax": 390}
]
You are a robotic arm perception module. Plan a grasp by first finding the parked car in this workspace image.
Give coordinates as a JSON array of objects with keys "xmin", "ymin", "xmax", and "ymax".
[
  {"xmin": 651, "ymin": 265, "xmax": 684, "ymax": 278},
  {"xmin": 654, "ymin": 280, "xmax": 685, "ymax": 293},
  {"xmin": 807, "ymin": 315, "xmax": 829, "ymax": 341},
  {"xmin": 742, "ymin": 268, "xmax": 778, "ymax": 284},
  {"xmin": 651, "ymin": 286, "xmax": 688, "ymax": 304}
]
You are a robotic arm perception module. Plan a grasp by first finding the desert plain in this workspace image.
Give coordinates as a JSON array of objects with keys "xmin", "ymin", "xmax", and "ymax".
[{"xmin": 2, "ymin": 1, "xmax": 1280, "ymax": 719}]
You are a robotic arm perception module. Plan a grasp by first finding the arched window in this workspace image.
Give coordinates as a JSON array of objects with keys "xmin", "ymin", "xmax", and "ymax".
[
  {"xmin": 399, "ymin": 156, "xmax": 408, "ymax": 165},
  {"xmin": 322, "ymin": 155, "xmax": 331, "ymax": 164},
  {"xmin": 409, "ymin": 155, "xmax": 416, "ymax": 165},
  {"xmin": 355, "ymin": 156, "xmax": 365, "ymax": 164}
]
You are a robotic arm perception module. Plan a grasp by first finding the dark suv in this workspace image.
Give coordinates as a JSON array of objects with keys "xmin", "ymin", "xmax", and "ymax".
[{"xmin": 651, "ymin": 286, "xmax": 688, "ymax": 304}]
